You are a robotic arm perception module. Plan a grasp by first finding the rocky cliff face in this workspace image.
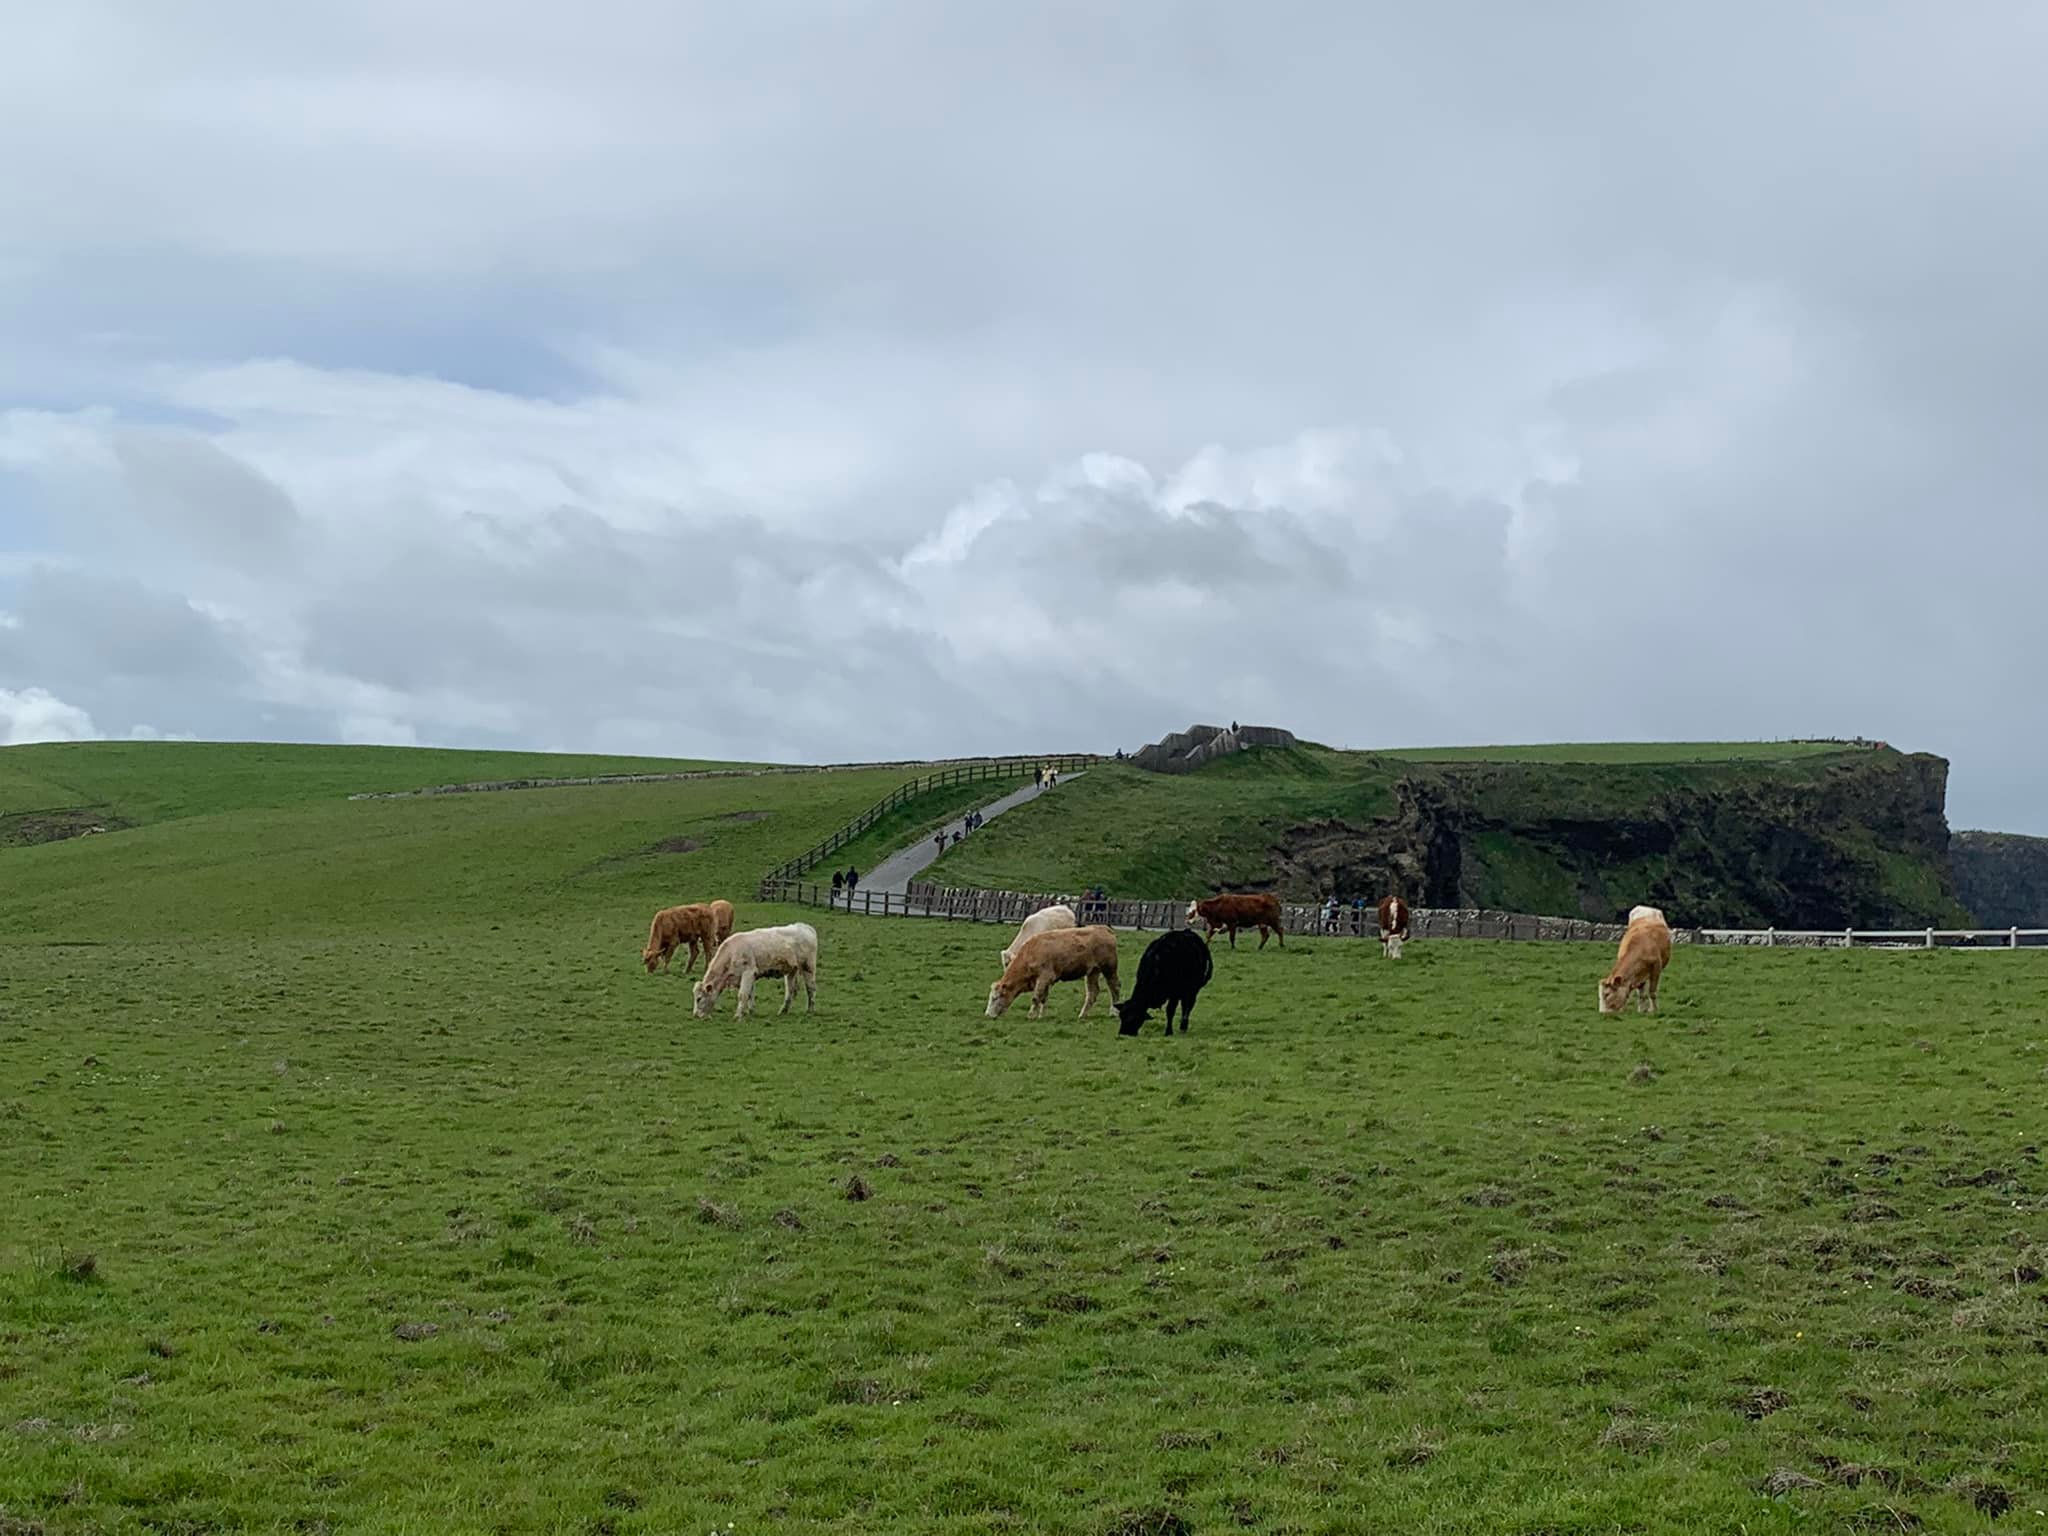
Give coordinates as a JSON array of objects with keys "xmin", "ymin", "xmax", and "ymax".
[
  {"xmin": 1271, "ymin": 751, "xmax": 1968, "ymax": 928},
  {"xmin": 1950, "ymin": 831, "xmax": 2048, "ymax": 926}
]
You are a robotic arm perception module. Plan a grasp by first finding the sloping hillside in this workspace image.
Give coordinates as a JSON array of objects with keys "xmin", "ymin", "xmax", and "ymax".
[
  {"xmin": 926, "ymin": 742, "xmax": 1970, "ymax": 928},
  {"xmin": 0, "ymin": 742, "xmax": 913, "ymax": 944}
]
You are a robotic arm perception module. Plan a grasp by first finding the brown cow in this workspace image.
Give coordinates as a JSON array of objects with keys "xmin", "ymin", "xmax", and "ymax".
[
  {"xmin": 1186, "ymin": 893, "xmax": 1285, "ymax": 949},
  {"xmin": 1598, "ymin": 906, "xmax": 1672, "ymax": 1015},
  {"xmin": 642, "ymin": 902, "xmax": 722, "ymax": 974},
  {"xmin": 707, "ymin": 899, "xmax": 735, "ymax": 948},
  {"xmin": 986, "ymin": 925, "xmax": 1121, "ymax": 1019},
  {"xmin": 1377, "ymin": 895, "xmax": 1411, "ymax": 959}
]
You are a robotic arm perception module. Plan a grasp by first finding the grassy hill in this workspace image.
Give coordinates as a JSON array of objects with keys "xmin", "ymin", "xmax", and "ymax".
[
  {"xmin": 929, "ymin": 742, "xmax": 1970, "ymax": 928},
  {"xmin": 5, "ymin": 741, "xmax": 2047, "ymax": 1532}
]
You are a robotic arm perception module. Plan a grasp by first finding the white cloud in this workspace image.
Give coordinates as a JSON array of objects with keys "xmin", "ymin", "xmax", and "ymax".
[
  {"xmin": 0, "ymin": 686, "xmax": 98, "ymax": 746},
  {"xmin": 2, "ymin": 3, "xmax": 2046, "ymax": 830}
]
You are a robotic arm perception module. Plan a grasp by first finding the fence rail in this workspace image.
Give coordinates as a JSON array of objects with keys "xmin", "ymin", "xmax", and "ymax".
[
  {"xmin": 757, "ymin": 756, "xmax": 1099, "ymax": 888},
  {"xmin": 757, "ymin": 878, "xmax": 2048, "ymax": 950}
]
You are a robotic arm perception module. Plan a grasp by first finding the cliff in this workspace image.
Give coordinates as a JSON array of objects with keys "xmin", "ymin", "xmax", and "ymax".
[
  {"xmin": 927, "ymin": 744, "xmax": 1973, "ymax": 929},
  {"xmin": 1272, "ymin": 750, "xmax": 1967, "ymax": 928},
  {"xmin": 1950, "ymin": 831, "xmax": 2048, "ymax": 927}
]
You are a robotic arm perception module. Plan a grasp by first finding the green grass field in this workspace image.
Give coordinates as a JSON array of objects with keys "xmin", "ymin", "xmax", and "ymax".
[{"xmin": 5, "ymin": 744, "xmax": 2045, "ymax": 1533}]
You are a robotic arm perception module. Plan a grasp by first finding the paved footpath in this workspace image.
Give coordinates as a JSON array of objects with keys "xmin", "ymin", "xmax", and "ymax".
[{"xmin": 856, "ymin": 772, "xmax": 1083, "ymax": 895}]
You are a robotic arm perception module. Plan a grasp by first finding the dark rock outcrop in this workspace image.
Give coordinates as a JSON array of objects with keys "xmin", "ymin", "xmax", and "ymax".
[
  {"xmin": 1132, "ymin": 723, "xmax": 1298, "ymax": 774},
  {"xmin": 1951, "ymin": 831, "xmax": 2048, "ymax": 926},
  {"xmin": 1271, "ymin": 751, "xmax": 1969, "ymax": 929}
]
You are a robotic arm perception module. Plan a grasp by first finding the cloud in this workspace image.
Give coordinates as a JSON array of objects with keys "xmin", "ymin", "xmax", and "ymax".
[
  {"xmin": 1, "ymin": 3, "xmax": 2045, "ymax": 832},
  {"xmin": 0, "ymin": 686, "xmax": 98, "ymax": 746}
]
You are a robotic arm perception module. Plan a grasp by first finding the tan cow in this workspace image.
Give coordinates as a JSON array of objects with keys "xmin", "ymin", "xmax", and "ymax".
[
  {"xmin": 1599, "ymin": 906, "xmax": 1672, "ymax": 1015},
  {"xmin": 642, "ymin": 902, "xmax": 722, "ymax": 974},
  {"xmin": 1377, "ymin": 895, "xmax": 1411, "ymax": 959},
  {"xmin": 1187, "ymin": 892, "xmax": 1285, "ymax": 949},
  {"xmin": 986, "ymin": 925, "xmax": 1121, "ymax": 1020},
  {"xmin": 1001, "ymin": 903, "xmax": 1077, "ymax": 968},
  {"xmin": 708, "ymin": 899, "xmax": 735, "ymax": 947}
]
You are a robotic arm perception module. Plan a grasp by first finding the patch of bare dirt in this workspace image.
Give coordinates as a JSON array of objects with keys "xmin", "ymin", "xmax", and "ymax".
[{"xmin": 0, "ymin": 808, "xmax": 126, "ymax": 849}]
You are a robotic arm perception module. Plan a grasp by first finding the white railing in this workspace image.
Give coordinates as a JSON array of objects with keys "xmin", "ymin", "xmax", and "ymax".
[{"xmin": 757, "ymin": 879, "xmax": 2048, "ymax": 950}]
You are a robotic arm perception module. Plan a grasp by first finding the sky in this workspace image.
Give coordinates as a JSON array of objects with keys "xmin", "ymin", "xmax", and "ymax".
[{"xmin": 2, "ymin": 2, "xmax": 2044, "ymax": 830}]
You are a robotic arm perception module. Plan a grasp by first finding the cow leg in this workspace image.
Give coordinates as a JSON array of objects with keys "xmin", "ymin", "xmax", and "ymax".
[
  {"xmin": 779, "ymin": 974, "xmax": 796, "ymax": 1014},
  {"xmin": 735, "ymin": 966, "xmax": 756, "ymax": 1020},
  {"xmin": 1275, "ymin": 921, "xmax": 1284, "ymax": 948},
  {"xmin": 1179, "ymin": 993, "xmax": 1195, "ymax": 1033},
  {"xmin": 804, "ymin": 965, "xmax": 817, "ymax": 1012},
  {"xmin": 1227, "ymin": 926, "xmax": 1238, "ymax": 949},
  {"xmin": 1645, "ymin": 972, "xmax": 1659, "ymax": 1014},
  {"xmin": 1030, "ymin": 980, "xmax": 1051, "ymax": 1020},
  {"xmin": 1106, "ymin": 963, "xmax": 1121, "ymax": 1004},
  {"xmin": 1080, "ymin": 973, "xmax": 1099, "ymax": 1018}
]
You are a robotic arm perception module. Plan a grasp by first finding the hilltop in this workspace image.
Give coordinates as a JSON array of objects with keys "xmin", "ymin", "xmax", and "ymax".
[{"xmin": 929, "ymin": 739, "xmax": 1970, "ymax": 928}]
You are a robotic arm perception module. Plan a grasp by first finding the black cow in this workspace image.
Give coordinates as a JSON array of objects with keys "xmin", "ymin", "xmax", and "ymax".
[{"xmin": 1115, "ymin": 928, "xmax": 1214, "ymax": 1037}]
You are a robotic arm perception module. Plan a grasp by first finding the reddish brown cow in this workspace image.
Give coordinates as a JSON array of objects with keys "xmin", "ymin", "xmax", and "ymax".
[
  {"xmin": 707, "ymin": 899, "xmax": 735, "ymax": 947},
  {"xmin": 1377, "ymin": 895, "xmax": 1411, "ymax": 959},
  {"xmin": 1185, "ymin": 893, "xmax": 1285, "ymax": 949},
  {"xmin": 642, "ymin": 902, "xmax": 723, "ymax": 974}
]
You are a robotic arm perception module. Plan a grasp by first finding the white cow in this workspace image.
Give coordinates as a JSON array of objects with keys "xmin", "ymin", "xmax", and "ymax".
[
  {"xmin": 692, "ymin": 923, "xmax": 818, "ymax": 1020},
  {"xmin": 1001, "ymin": 903, "xmax": 1077, "ymax": 969}
]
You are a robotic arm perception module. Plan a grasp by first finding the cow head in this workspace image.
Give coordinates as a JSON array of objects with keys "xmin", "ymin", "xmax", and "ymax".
[
  {"xmin": 642, "ymin": 947, "xmax": 662, "ymax": 973},
  {"xmin": 1382, "ymin": 932, "xmax": 1404, "ymax": 961},
  {"xmin": 1114, "ymin": 997, "xmax": 1150, "ymax": 1036},
  {"xmin": 1184, "ymin": 900, "xmax": 1201, "ymax": 923},
  {"xmin": 1596, "ymin": 977, "xmax": 1625, "ymax": 1015},
  {"xmin": 691, "ymin": 979, "xmax": 716, "ymax": 1018},
  {"xmin": 985, "ymin": 983, "xmax": 1013, "ymax": 1019}
]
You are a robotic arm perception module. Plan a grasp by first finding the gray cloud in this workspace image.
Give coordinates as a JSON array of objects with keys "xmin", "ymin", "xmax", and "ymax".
[{"xmin": 1, "ymin": 2, "xmax": 2044, "ymax": 830}]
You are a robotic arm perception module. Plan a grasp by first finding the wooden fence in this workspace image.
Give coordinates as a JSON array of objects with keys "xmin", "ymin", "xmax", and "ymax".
[
  {"xmin": 758, "ymin": 755, "xmax": 1099, "ymax": 888},
  {"xmin": 758, "ymin": 877, "xmax": 2048, "ymax": 950}
]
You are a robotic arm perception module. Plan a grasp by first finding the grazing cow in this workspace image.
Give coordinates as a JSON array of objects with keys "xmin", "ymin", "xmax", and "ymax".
[
  {"xmin": 693, "ymin": 923, "xmax": 819, "ymax": 1020},
  {"xmin": 1001, "ymin": 903, "xmax": 1077, "ymax": 968},
  {"xmin": 1377, "ymin": 895, "xmax": 1411, "ymax": 959},
  {"xmin": 708, "ymin": 899, "xmax": 735, "ymax": 947},
  {"xmin": 1599, "ymin": 907, "xmax": 1672, "ymax": 1015},
  {"xmin": 1115, "ymin": 929, "xmax": 1214, "ymax": 1037},
  {"xmin": 642, "ymin": 902, "xmax": 722, "ymax": 974},
  {"xmin": 1186, "ymin": 892, "xmax": 1285, "ymax": 949},
  {"xmin": 986, "ymin": 925, "xmax": 1120, "ymax": 1020}
]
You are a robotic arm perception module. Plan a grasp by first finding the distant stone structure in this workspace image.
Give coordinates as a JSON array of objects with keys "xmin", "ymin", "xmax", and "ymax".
[{"xmin": 1131, "ymin": 722, "xmax": 1298, "ymax": 775}]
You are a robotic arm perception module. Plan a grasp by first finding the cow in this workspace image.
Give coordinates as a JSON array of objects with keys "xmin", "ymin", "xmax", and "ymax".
[
  {"xmin": 642, "ymin": 902, "xmax": 722, "ymax": 974},
  {"xmin": 986, "ymin": 925, "xmax": 1120, "ymax": 1020},
  {"xmin": 693, "ymin": 923, "xmax": 819, "ymax": 1020},
  {"xmin": 1001, "ymin": 903, "xmax": 1077, "ymax": 969},
  {"xmin": 1186, "ymin": 892, "xmax": 1285, "ymax": 949},
  {"xmin": 1115, "ymin": 928, "xmax": 1214, "ymax": 1037},
  {"xmin": 1599, "ymin": 906, "xmax": 1672, "ymax": 1015},
  {"xmin": 1377, "ymin": 895, "xmax": 1411, "ymax": 959},
  {"xmin": 708, "ymin": 899, "xmax": 735, "ymax": 947}
]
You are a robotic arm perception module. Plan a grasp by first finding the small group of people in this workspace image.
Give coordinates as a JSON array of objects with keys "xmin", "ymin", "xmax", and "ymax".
[
  {"xmin": 1036, "ymin": 764, "xmax": 1061, "ymax": 790},
  {"xmin": 935, "ymin": 808, "xmax": 985, "ymax": 856},
  {"xmin": 829, "ymin": 866, "xmax": 861, "ymax": 899},
  {"xmin": 1320, "ymin": 894, "xmax": 1374, "ymax": 934}
]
